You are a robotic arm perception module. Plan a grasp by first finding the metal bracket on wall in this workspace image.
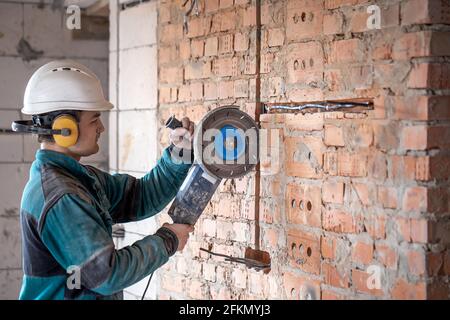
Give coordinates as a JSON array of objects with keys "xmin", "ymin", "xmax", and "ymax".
[
  {"xmin": 200, "ymin": 248, "xmax": 271, "ymax": 272},
  {"xmin": 263, "ymin": 99, "xmax": 374, "ymax": 114}
]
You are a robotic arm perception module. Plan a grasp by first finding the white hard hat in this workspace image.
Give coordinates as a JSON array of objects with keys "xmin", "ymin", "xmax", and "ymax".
[{"xmin": 22, "ymin": 60, "xmax": 113, "ymax": 115}]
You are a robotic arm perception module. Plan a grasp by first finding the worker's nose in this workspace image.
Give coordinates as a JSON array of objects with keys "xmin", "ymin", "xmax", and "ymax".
[{"xmin": 98, "ymin": 119, "xmax": 105, "ymax": 133}]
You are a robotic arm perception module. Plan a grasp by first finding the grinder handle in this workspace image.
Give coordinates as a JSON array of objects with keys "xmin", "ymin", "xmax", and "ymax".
[{"xmin": 165, "ymin": 115, "xmax": 183, "ymax": 130}]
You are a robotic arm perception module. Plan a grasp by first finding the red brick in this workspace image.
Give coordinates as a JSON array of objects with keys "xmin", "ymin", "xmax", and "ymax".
[
  {"xmin": 322, "ymin": 181, "xmax": 344, "ymax": 204},
  {"xmin": 401, "ymin": 125, "xmax": 427, "ymax": 150},
  {"xmin": 330, "ymin": 39, "xmax": 365, "ymax": 64},
  {"xmin": 323, "ymin": 12, "xmax": 343, "ymax": 35},
  {"xmin": 219, "ymin": 34, "xmax": 233, "ymax": 54},
  {"xmin": 364, "ymin": 215, "xmax": 386, "ymax": 240},
  {"xmin": 191, "ymin": 39, "xmax": 204, "ymax": 58},
  {"xmin": 288, "ymin": 87, "xmax": 324, "ymax": 102},
  {"xmin": 268, "ymin": 28, "xmax": 285, "ymax": 47},
  {"xmin": 202, "ymin": 262, "xmax": 217, "ymax": 282},
  {"xmin": 161, "ymin": 274, "xmax": 185, "ymax": 293},
  {"xmin": 395, "ymin": 217, "xmax": 429, "ymax": 243},
  {"xmin": 201, "ymin": 218, "xmax": 216, "ymax": 238},
  {"xmin": 393, "ymin": 31, "xmax": 431, "ymax": 60},
  {"xmin": 321, "ymin": 235, "xmax": 338, "ymax": 260},
  {"xmin": 234, "ymin": 33, "xmax": 249, "ymax": 52},
  {"xmin": 204, "ymin": 37, "xmax": 218, "ymax": 56},
  {"xmin": 402, "ymin": 0, "xmax": 450, "ymax": 25},
  {"xmin": 190, "ymin": 82, "xmax": 203, "ymax": 101},
  {"xmin": 160, "ymin": 24, "xmax": 183, "ymax": 44},
  {"xmin": 348, "ymin": 4, "xmax": 399, "ymax": 32},
  {"xmin": 403, "ymin": 186, "xmax": 427, "ymax": 212},
  {"xmin": 160, "ymin": 67, "xmax": 183, "ymax": 84},
  {"xmin": 373, "ymin": 122, "xmax": 400, "ymax": 152},
  {"xmin": 178, "ymin": 85, "xmax": 190, "ymax": 102},
  {"xmin": 407, "ymin": 249, "xmax": 426, "ymax": 276},
  {"xmin": 377, "ymin": 186, "xmax": 398, "ymax": 209},
  {"xmin": 159, "ymin": 46, "xmax": 177, "ymax": 65},
  {"xmin": 325, "ymin": 0, "xmax": 370, "ymax": 10},
  {"xmin": 324, "ymin": 124, "xmax": 344, "ymax": 146},
  {"xmin": 185, "ymin": 61, "xmax": 212, "ymax": 80},
  {"xmin": 212, "ymin": 57, "xmax": 237, "ymax": 77},
  {"xmin": 287, "ymin": 42, "xmax": 324, "ymax": 84},
  {"xmin": 352, "ymin": 182, "xmax": 372, "ymax": 206},
  {"xmin": 234, "ymin": 79, "xmax": 248, "ymax": 98},
  {"xmin": 204, "ymin": 82, "xmax": 218, "ymax": 100},
  {"xmin": 285, "ymin": 136, "xmax": 324, "ymax": 179},
  {"xmin": 216, "ymin": 220, "xmax": 233, "ymax": 240},
  {"xmin": 260, "ymin": 53, "xmax": 274, "ymax": 74},
  {"xmin": 323, "ymin": 208, "xmax": 363, "ymax": 234},
  {"xmin": 159, "ymin": 2, "xmax": 171, "ymax": 24},
  {"xmin": 286, "ymin": 0, "xmax": 323, "ymax": 41},
  {"xmin": 408, "ymin": 63, "xmax": 450, "ymax": 89},
  {"xmin": 325, "ymin": 69, "xmax": 345, "ymax": 92},
  {"xmin": 391, "ymin": 155, "xmax": 416, "ymax": 183},
  {"xmin": 263, "ymin": 227, "xmax": 282, "ymax": 249},
  {"xmin": 188, "ymin": 279, "xmax": 206, "ymax": 299},
  {"xmin": 159, "ymin": 87, "xmax": 177, "ymax": 104},
  {"xmin": 352, "ymin": 269, "xmax": 384, "ymax": 297},
  {"xmin": 240, "ymin": 198, "xmax": 255, "ymax": 221},
  {"xmin": 391, "ymin": 279, "xmax": 426, "ymax": 300},
  {"xmin": 220, "ymin": 11, "xmax": 236, "ymax": 31},
  {"xmin": 351, "ymin": 240, "xmax": 374, "ymax": 265},
  {"xmin": 322, "ymin": 289, "xmax": 346, "ymax": 300},
  {"xmin": 220, "ymin": 0, "xmax": 234, "ymax": 9},
  {"xmin": 322, "ymin": 262, "xmax": 350, "ymax": 289},
  {"xmin": 287, "ymin": 228, "xmax": 321, "ymax": 275},
  {"xmin": 218, "ymin": 80, "xmax": 234, "ymax": 99},
  {"xmin": 286, "ymin": 184, "xmax": 321, "ymax": 228},
  {"xmin": 205, "ymin": 0, "xmax": 219, "ymax": 12},
  {"xmin": 188, "ymin": 17, "xmax": 209, "ymax": 38},
  {"xmin": 243, "ymin": 6, "xmax": 256, "ymax": 27},
  {"xmin": 179, "ymin": 40, "xmax": 191, "ymax": 60},
  {"xmin": 375, "ymin": 243, "xmax": 398, "ymax": 269},
  {"xmin": 284, "ymin": 113, "xmax": 324, "ymax": 131},
  {"xmin": 349, "ymin": 65, "xmax": 373, "ymax": 90},
  {"xmin": 337, "ymin": 151, "xmax": 367, "ymax": 177},
  {"xmin": 232, "ymin": 268, "xmax": 247, "ymax": 289},
  {"xmin": 283, "ymin": 271, "xmax": 321, "ymax": 300}
]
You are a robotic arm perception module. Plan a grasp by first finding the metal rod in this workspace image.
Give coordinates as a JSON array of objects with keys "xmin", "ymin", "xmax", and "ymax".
[{"xmin": 263, "ymin": 101, "xmax": 373, "ymax": 113}]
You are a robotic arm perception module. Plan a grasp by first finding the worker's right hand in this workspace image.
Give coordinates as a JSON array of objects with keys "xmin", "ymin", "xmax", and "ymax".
[{"xmin": 162, "ymin": 222, "xmax": 194, "ymax": 252}]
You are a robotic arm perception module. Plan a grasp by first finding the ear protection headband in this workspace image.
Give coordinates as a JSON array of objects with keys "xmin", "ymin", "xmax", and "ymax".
[{"xmin": 11, "ymin": 113, "xmax": 79, "ymax": 148}]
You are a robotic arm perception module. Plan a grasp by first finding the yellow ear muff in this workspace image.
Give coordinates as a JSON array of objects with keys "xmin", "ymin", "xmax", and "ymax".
[{"xmin": 52, "ymin": 115, "xmax": 79, "ymax": 148}]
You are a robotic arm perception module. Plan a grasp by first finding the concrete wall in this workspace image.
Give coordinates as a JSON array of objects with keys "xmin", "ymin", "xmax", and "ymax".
[
  {"xmin": 109, "ymin": 0, "xmax": 160, "ymax": 299},
  {"xmin": 0, "ymin": 0, "xmax": 108, "ymax": 299}
]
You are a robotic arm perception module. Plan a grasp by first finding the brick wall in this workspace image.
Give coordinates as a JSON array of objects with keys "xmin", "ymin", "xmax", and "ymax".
[
  {"xmin": 0, "ymin": 0, "xmax": 109, "ymax": 299},
  {"xmin": 154, "ymin": 0, "xmax": 450, "ymax": 300}
]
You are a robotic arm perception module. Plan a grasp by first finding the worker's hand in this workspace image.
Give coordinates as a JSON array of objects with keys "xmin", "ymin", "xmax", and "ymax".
[
  {"xmin": 169, "ymin": 117, "xmax": 195, "ymax": 150},
  {"xmin": 162, "ymin": 222, "xmax": 194, "ymax": 252}
]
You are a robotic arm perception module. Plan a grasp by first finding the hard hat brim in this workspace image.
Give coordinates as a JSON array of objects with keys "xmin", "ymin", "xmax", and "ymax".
[{"xmin": 21, "ymin": 100, "xmax": 114, "ymax": 115}]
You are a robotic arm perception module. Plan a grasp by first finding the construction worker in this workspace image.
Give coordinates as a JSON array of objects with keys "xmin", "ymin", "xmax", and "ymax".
[{"xmin": 15, "ymin": 60, "xmax": 195, "ymax": 300}]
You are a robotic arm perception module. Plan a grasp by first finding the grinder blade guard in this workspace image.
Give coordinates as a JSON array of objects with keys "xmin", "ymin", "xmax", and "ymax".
[{"xmin": 167, "ymin": 106, "xmax": 259, "ymax": 225}]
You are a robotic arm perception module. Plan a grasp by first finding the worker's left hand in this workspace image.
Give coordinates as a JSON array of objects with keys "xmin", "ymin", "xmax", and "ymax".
[{"xmin": 169, "ymin": 117, "xmax": 195, "ymax": 150}]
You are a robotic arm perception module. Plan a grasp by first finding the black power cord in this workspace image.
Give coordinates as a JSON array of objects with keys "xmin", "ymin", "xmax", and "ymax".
[{"xmin": 141, "ymin": 272, "xmax": 154, "ymax": 300}]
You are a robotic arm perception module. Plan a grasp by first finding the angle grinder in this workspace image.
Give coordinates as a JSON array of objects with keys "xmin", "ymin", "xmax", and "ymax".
[{"xmin": 165, "ymin": 106, "xmax": 259, "ymax": 225}]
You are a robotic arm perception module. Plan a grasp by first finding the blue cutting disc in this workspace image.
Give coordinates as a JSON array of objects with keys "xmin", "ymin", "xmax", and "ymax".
[{"xmin": 214, "ymin": 125, "xmax": 245, "ymax": 161}]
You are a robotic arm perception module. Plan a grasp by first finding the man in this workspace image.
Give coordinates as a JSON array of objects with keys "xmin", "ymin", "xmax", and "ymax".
[{"xmin": 17, "ymin": 60, "xmax": 194, "ymax": 300}]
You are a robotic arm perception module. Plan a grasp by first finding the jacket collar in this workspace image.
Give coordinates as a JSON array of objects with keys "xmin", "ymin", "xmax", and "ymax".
[{"xmin": 35, "ymin": 149, "xmax": 96, "ymax": 182}]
